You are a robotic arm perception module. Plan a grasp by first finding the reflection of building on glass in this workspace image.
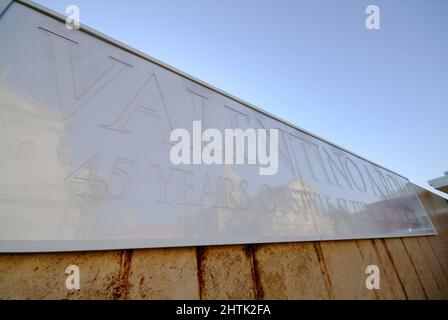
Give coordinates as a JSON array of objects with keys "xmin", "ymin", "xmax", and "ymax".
[
  {"xmin": 178, "ymin": 165, "xmax": 253, "ymax": 240},
  {"xmin": 0, "ymin": 76, "xmax": 82, "ymax": 240},
  {"xmin": 179, "ymin": 166, "xmax": 437, "ymax": 241},
  {"xmin": 180, "ymin": 166, "xmax": 350, "ymax": 240}
]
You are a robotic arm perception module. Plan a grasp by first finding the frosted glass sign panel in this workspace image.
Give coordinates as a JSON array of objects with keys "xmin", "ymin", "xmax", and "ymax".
[{"xmin": 0, "ymin": 1, "xmax": 436, "ymax": 252}]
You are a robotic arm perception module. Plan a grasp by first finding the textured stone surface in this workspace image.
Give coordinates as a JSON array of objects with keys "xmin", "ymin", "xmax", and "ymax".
[
  {"xmin": 127, "ymin": 248, "xmax": 199, "ymax": 300},
  {"xmin": 318, "ymin": 240, "xmax": 376, "ymax": 299},
  {"xmin": 0, "ymin": 186, "xmax": 447, "ymax": 300},
  {"xmin": 0, "ymin": 250, "xmax": 121, "ymax": 299},
  {"xmin": 255, "ymin": 242, "xmax": 330, "ymax": 299},
  {"xmin": 196, "ymin": 245, "xmax": 255, "ymax": 300},
  {"xmin": 369, "ymin": 239, "xmax": 407, "ymax": 299}
]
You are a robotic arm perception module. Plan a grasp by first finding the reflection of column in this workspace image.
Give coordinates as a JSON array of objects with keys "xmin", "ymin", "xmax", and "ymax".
[
  {"xmin": 216, "ymin": 164, "xmax": 244, "ymax": 232},
  {"xmin": 288, "ymin": 178, "xmax": 321, "ymax": 235},
  {"xmin": 247, "ymin": 177, "xmax": 326, "ymax": 237},
  {"xmin": 254, "ymin": 178, "xmax": 345, "ymax": 238},
  {"xmin": 181, "ymin": 164, "xmax": 252, "ymax": 238},
  {"xmin": 0, "ymin": 77, "xmax": 81, "ymax": 240}
]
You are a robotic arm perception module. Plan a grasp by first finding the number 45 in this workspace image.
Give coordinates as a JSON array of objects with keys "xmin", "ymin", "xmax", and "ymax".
[{"xmin": 65, "ymin": 153, "xmax": 134, "ymax": 200}]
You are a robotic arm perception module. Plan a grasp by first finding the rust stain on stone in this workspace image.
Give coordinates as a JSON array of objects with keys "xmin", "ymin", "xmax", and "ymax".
[
  {"xmin": 355, "ymin": 240, "xmax": 379, "ymax": 299},
  {"xmin": 379, "ymin": 239, "xmax": 408, "ymax": 299},
  {"xmin": 243, "ymin": 244, "xmax": 264, "ymax": 300},
  {"xmin": 195, "ymin": 246, "xmax": 207, "ymax": 300},
  {"xmin": 355, "ymin": 240, "xmax": 364, "ymax": 260},
  {"xmin": 370, "ymin": 239, "xmax": 397, "ymax": 298},
  {"xmin": 421, "ymin": 237, "xmax": 448, "ymax": 283},
  {"xmin": 112, "ymin": 249, "xmax": 133, "ymax": 300},
  {"xmin": 416, "ymin": 238, "xmax": 444, "ymax": 295},
  {"xmin": 312, "ymin": 242, "xmax": 334, "ymax": 299},
  {"xmin": 399, "ymin": 238, "xmax": 429, "ymax": 299}
]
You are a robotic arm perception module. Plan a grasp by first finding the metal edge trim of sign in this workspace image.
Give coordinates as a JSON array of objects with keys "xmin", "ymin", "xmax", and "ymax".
[
  {"xmin": 0, "ymin": 0, "xmax": 13, "ymax": 18},
  {"xmin": 0, "ymin": 228, "xmax": 437, "ymax": 253}
]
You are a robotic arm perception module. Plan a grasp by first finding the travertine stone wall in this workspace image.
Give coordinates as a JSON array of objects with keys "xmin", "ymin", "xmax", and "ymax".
[{"xmin": 1, "ymin": 185, "xmax": 447, "ymax": 300}]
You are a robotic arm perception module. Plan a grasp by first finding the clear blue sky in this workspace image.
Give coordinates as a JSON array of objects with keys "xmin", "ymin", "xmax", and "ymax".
[{"xmin": 34, "ymin": 0, "xmax": 448, "ymax": 199}]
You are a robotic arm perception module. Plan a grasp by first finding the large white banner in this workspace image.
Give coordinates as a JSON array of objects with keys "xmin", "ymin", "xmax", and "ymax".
[{"xmin": 0, "ymin": 1, "xmax": 436, "ymax": 252}]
